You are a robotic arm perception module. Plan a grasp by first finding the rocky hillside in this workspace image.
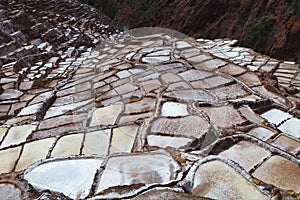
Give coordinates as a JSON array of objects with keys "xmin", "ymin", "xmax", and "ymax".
[
  {"xmin": 0, "ymin": 0, "xmax": 122, "ymax": 119},
  {"xmin": 81, "ymin": 0, "xmax": 300, "ymax": 62}
]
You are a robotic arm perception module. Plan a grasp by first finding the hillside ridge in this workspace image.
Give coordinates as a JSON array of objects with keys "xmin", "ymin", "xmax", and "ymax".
[{"xmin": 81, "ymin": 0, "xmax": 300, "ymax": 62}]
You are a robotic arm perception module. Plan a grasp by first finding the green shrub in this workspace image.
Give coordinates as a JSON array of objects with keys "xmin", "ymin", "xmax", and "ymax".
[{"xmin": 249, "ymin": 18, "xmax": 276, "ymax": 41}]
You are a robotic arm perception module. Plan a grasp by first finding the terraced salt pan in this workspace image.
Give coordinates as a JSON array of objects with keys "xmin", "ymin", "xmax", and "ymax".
[
  {"xmin": 147, "ymin": 135, "xmax": 193, "ymax": 148},
  {"xmin": 18, "ymin": 103, "xmax": 42, "ymax": 116},
  {"xmin": 253, "ymin": 156, "xmax": 300, "ymax": 193},
  {"xmin": 260, "ymin": 109, "xmax": 292, "ymax": 126},
  {"xmin": 1, "ymin": 9, "xmax": 300, "ymax": 199},
  {"xmin": 16, "ymin": 138, "xmax": 56, "ymax": 171},
  {"xmin": 247, "ymin": 127, "xmax": 275, "ymax": 141},
  {"xmin": 0, "ymin": 128, "xmax": 7, "ymax": 142},
  {"xmin": 164, "ymin": 89, "xmax": 217, "ymax": 102},
  {"xmin": 271, "ymin": 135, "xmax": 300, "ymax": 154},
  {"xmin": 25, "ymin": 158, "xmax": 102, "ymax": 199},
  {"xmin": 192, "ymin": 160, "xmax": 267, "ymax": 200},
  {"xmin": 151, "ymin": 116, "xmax": 209, "ymax": 138},
  {"xmin": 0, "ymin": 89, "xmax": 23, "ymax": 100},
  {"xmin": 0, "ymin": 147, "xmax": 21, "ymax": 174},
  {"xmin": 161, "ymin": 102, "xmax": 188, "ymax": 117},
  {"xmin": 45, "ymin": 99, "xmax": 92, "ymax": 119},
  {"xmin": 96, "ymin": 151, "xmax": 180, "ymax": 196},
  {"xmin": 0, "ymin": 125, "xmax": 36, "ymax": 148},
  {"xmin": 89, "ymin": 103, "xmax": 123, "ymax": 126},
  {"xmin": 142, "ymin": 56, "xmax": 170, "ymax": 64},
  {"xmin": 278, "ymin": 118, "xmax": 300, "ymax": 138},
  {"xmin": 219, "ymin": 141, "xmax": 270, "ymax": 172},
  {"xmin": 109, "ymin": 126, "xmax": 139, "ymax": 154},
  {"xmin": 82, "ymin": 130, "xmax": 111, "ymax": 156},
  {"xmin": 51, "ymin": 134, "xmax": 83, "ymax": 157},
  {"xmin": 199, "ymin": 106, "xmax": 246, "ymax": 128}
]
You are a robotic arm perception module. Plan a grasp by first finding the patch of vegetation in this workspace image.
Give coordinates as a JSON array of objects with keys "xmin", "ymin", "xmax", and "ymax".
[
  {"xmin": 131, "ymin": 0, "xmax": 168, "ymax": 26},
  {"xmin": 249, "ymin": 18, "xmax": 276, "ymax": 41},
  {"xmin": 162, "ymin": 2, "xmax": 177, "ymax": 20},
  {"xmin": 231, "ymin": 1, "xmax": 253, "ymax": 34},
  {"xmin": 294, "ymin": 54, "xmax": 300, "ymax": 64}
]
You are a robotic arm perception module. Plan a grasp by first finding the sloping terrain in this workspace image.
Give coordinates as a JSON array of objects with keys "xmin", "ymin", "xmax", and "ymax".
[
  {"xmin": 0, "ymin": 1, "xmax": 300, "ymax": 199},
  {"xmin": 0, "ymin": 0, "xmax": 122, "ymax": 120},
  {"xmin": 81, "ymin": 0, "xmax": 300, "ymax": 61}
]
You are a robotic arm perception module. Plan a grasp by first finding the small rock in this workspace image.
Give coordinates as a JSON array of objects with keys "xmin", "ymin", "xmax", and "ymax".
[
  {"xmin": 252, "ymin": 178, "xmax": 260, "ymax": 185},
  {"xmin": 264, "ymin": 184, "xmax": 274, "ymax": 191}
]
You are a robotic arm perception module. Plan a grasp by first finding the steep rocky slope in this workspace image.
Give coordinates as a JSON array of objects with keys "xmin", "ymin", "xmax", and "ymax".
[
  {"xmin": 81, "ymin": 0, "xmax": 300, "ymax": 61},
  {"xmin": 0, "ymin": 0, "xmax": 122, "ymax": 120}
]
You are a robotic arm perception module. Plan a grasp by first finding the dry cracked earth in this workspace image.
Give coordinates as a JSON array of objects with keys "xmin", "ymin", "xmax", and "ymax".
[{"xmin": 0, "ymin": 0, "xmax": 300, "ymax": 199}]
